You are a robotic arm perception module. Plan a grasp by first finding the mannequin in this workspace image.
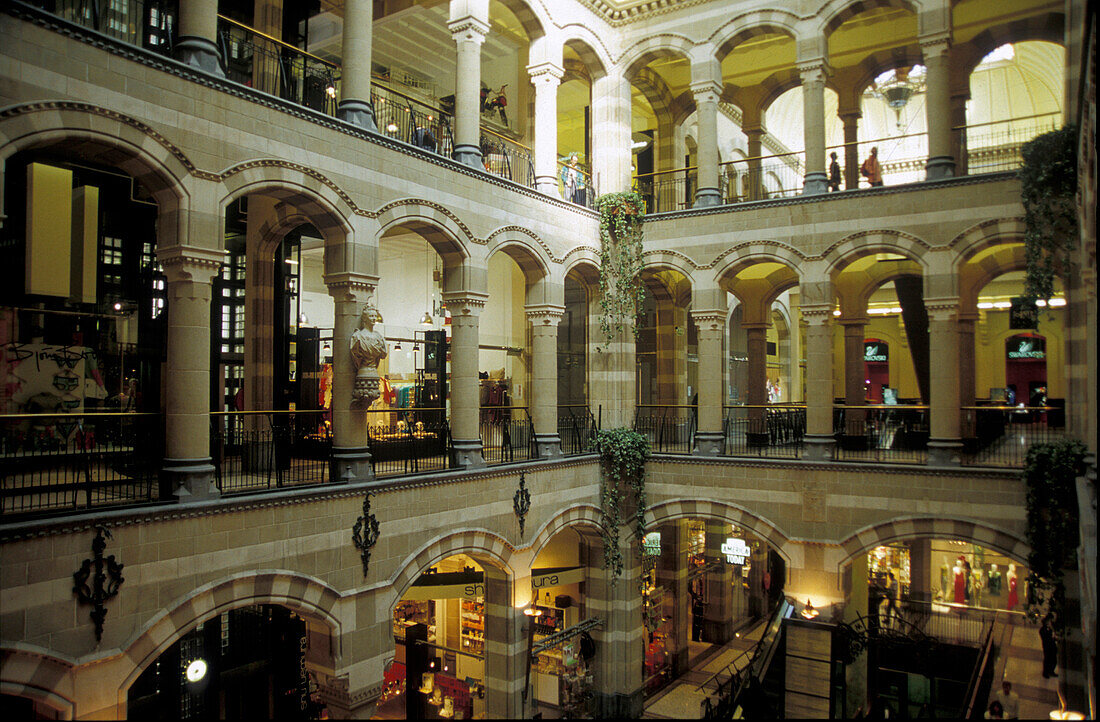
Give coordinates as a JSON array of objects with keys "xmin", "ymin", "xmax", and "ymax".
[
  {"xmin": 953, "ymin": 561, "xmax": 966, "ymax": 603},
  {"xmin": 970, "ymin": 568, "xmax": 984, "ymax": 606},
  {"xmin": 1007, "ymin": 564, "xmax": 1018, "ymax": 610},
  {"xmin": 940, "ymin": 562, "xmax": 951, "ymax": 597},
  {"xmin": 988, "ymin": 563, "xmax": 1002, "ymax": 595}
]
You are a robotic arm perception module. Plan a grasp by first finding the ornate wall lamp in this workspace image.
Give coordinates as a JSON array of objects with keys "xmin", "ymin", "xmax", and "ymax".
[
  {"xmin": 352, "ymin": 492, "xmax": 381, "ymax": 577},
  {"xmin": 72, "ymin": 525, "xmax": 125, "ymax": 643},
  {"xmin": 513, "ymin": 472, "xmax": 531, "ymax": 537}
]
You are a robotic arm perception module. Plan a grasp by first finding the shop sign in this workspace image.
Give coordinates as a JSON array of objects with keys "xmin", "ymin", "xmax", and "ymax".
[
  {"xmin": 863, "ymin": 341, "xmax": 888, "ymax": 363},
  {"xmin": 1006, "ymin": 335, "xmax": 1045, "ymax": 360},
  {"xmin": 531, "ymin": 567, "xmax": 584, "ymax": 589},
  {"xmin": 403, "ymin": 581, "xmax": 486, "ymax": 601},
  {"xmin": 721, "ymin": 538, "xmax": 750, "ymax": 565},
  {"xmin": 643, "ymin": 532, "xmax": 662, "ymax": 556}
]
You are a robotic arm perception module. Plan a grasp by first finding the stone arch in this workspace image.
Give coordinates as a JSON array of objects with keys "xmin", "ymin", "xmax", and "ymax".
[
  {"xmin": 562, "ymin": 250, "xmax": 602, "ymax": 280},
  {"xmin": 495, "ymin": 0, "xmax": 547, "ymax": 41},
  {"xmin": 823, "ymin": 229, "xmax": 931, "ymax": 276},
  {"xmin": 118, "ymin": 570, "xmax": 343, "ymax": 699},
  {"xmin": 621, "ymin": 35, "xmax": 694, "ymax": 81},
  {"xmin": 375, "ymin": 199, "xmax": 473, "ymax": 270},
  {"xmin": 958, "ymin": 244, "xmax": 1027, "ymax": 309},
  {"xmin": 389, "ymin": 530, "xmax": 516, "ymax": 603},
  {"xmin": 837, "ymin": 516, "xmax": 1030, "ymax": 571},
  {"xmin": 645, "ymin": 498, "xmax": 793, "ymax": 563},
  {"xmin": 631, "ymin": 67, "xmax": 678, "ymax": 124},
  {"xmin": 948, "ymin": 217, "xmax": 1026, "ymax": 268},
  {"xmin": 819, "ymin": 0, "xmax": 921, "ymax": 38},
  {"xmin": 851, "ymin": 44, "xmax": 926, "ymax": 98},
  {"xmin": 641, "ymin": 251, "xmax": 699, "ymax": 280},
  {"xmin": 711, "ymin": 243, "xmax": 808, "ymax": 286},
  {"xmin": 0, "ymin": 646, "xmax": 75, "ymax": 719},
  {"xmin": 562, "ymin": 33, "xmax": 611, "ymax": 80},
  {"xmin": 710, "ymin": 13, "xmax": 800, "ymax": 60},
  {"xmin": 958, "ymin": 16, "xmax": 1066, "ymax": 80},
  {"xmin": 526, "ymin": 503, "xmax": 605, "ymax": 561},
  {"xmin": 485, "ymin": 226, "xmax": 554, "ymax": 275}
]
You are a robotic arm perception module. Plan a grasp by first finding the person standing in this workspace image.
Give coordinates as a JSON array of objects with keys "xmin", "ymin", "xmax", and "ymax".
[
  {"xmin": 828, "ymin": 151, "xmax": 842, "ymax": 191},
  {"xmin": 860, "ymin": 146, "xmax": 883, "ymax": 186},
  {"xmin": 1040, "ymin": 614, "xmax": 1059, "ymax": 678},
  {"xmin": 993, "ymin": 680, "xmax": 1020, "ymax": 719}
]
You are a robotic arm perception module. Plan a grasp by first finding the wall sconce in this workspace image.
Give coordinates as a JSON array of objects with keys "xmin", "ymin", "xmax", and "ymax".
[
  {"xmin": 421, "ymin": 311, "xmax": 434, "ymax": 326},
  {"xmin": 801, "ymin": 599, "xmax": 820, "ymax": 620}
]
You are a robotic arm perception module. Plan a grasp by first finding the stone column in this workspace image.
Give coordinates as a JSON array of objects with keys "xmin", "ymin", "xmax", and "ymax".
[
  {"xmin": 927, "ymin": 301, "xmax": 962, "ymax": 465},
  {"xmin": 590, "ymin": 297, "xmax": 635, "ymax": 429},
  {"xmin": 840, "ymin": 111, "xmax": 861, "ymax": 190},
  {"xmin": 591, "ymin": 73, "xmax": 632, "ymax": 194},
  {"xmin": 703, "ymin": 521, "xmax": 734, "ymax": 643},
  {"xmin": 841, "ymin": 319, "xmax": 867, "ymax": 406},
  {"xmin": 175, "ymin": 0, "xmax": 223, "ymax": 76},
  {"xmin": 693, "ymin": 311, "xmax": 725, "ymax": 455},
  {"xmin": 950, "ymin": 91, "xmax": 970, "ymax": 176},
  {"xmin": 443, "ymin": 293, "xmax": 487, "ymax": 467},
  {"xmin": 526, "ymin": 305, "xmax": 565, "ymax": 458},
  {"xmin": 908, "ymin": 538, "xmax": 933, "ymax": 603},
  {"xmin": 922, "ymin": 38, "xmax": 955, "ymax": 180},
  {"xmin": 483, "ymin": 564, "xmax": 525, "ymax": 718},
  {"xmin": 692, "ymin": 81, "xmax": 723, "ymax": 207},
  {"xmin": 655, "ymin": 521, "xmax": 690, "ymax": 676},
  {"xmin": 744, "ymin": 125, "xmax": 765, "ymax": 200},
  {"xmin": 958, "ymin": 311, "xmax": 977, "ymax": 439},
  {"xmin": 337, "ymin": 0, "xmax": 377, "ymax": 130},
  {"xmin": 799, "ymin": 63, "xmax": 829, "ymax": 195},
  {"xmin": 449, "ymin": 16, "xmax": 490, "ymax": 167},
  {"xmin": 745, "ymin": 322, "xmax": 769, "ymax": 446},
  {"xmin": 326, "ymin": 273, "xmax": 377, "ymax": 482},
  {"xmin": 158, "ymin": 245, "xmax": 224, "ymax": 500},
  {"xmin": 586, "ymin": 534, "xmax": 644, "ymax": 718},
  {"xmin": 529, "ymin": 63, "xmax": 564, "ymax": 195},
  {"xmin": 802, "ymin": 307, "xmax": 836, "ymax": 461}
]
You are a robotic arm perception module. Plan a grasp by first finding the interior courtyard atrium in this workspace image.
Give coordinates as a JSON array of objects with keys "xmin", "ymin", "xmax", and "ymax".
[{"xmin": 0, "ymin": 0, "xmax": 1095, "ymax": 718}]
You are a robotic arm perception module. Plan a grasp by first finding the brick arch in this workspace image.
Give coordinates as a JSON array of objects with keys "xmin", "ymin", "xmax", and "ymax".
[
  {"xmin": 959, "ymin": 244, "xmax": 1026, "ymax": 308},
  {"xmin": 823, "ymin": 229, "xmax": 931, "ymax": 276},
  {"xmin": 837, "ymin": 516, "xmax": 1030, "ymax": 570},
  {"xmin": 562, "ymin": 32, "xmax": 611, "ymax": 80},
  {"xmin": 118, "ymin": 570, "xmax": 343, "ymax": 698},
  {"xmin": 711, "ymin": 245, "xmax": 806, "ymax": 288},
  {"xmin": 710, "ymin": 12, "xmax": 800, "ymax": 59},
  {"xmin": 818, "ymin": 0, "xmax": 921, "ymax": 38},
  {"xmin": 526, "ymin": 504, "xmax": 605, "ymax": 562},
  {"xmin": 485, "ymin": 226, "xmax": 555, "ymax": 276},
  {"xmin": 645, "ymin": 498, "xmax": 793, "ymax": 563},
  {"xmin": 389, "ymin": 530, "xmax": 516, "ymax": 603},
  {"xmin": 375, "ymin": 199, "xmax": 473, "ymax": 270},
  {"xmin": 0, "ymin": 646, "xmax": 75, "ymax": 719},
  {"xmin": 621, "ymin": 35, "xmax": 694, "ymax": 81},
  {"xmin": 948, "ymin": 217, "xmax": 1026, "ymax": 269}
]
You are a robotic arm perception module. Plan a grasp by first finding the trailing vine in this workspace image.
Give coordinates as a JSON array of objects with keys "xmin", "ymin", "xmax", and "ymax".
[
  {"xmin": 1019, "ymin": 125, "xmax": 1079, "ymax": 307},
  {"xmin": 597, "ymin": 428, "xmax": 650, "ymax": 585},
  {"xmin": 1023, "ymin": 438, "xmax": 1085, "ymax": 628},
  {"xmin": 595, "ymin": 191, "xmax": 647, "ymax": 349}
]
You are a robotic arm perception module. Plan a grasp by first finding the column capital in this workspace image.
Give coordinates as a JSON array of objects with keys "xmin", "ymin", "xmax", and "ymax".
[
  {"xmin": 690, "ymin": 310, "xmax": 725, "ymax": 332},
  {"xmin": 801, "ymin": 306, "xmax": 835, "ymax": 326},
  {"xmin": 157, "ymin": 245, "xmax": 225, "ymax": 283},
  {"xmin": 925, "ymin": 298, "xmax": 959, "ymax": 321},
  {"xmin": 838, "ymin": 108, "xmax": 862, "ymax": 122},
  {"xmin": 839, "ymin": 316, "xmax": 869, "ymax": 328},
  {"xmin": 324, "ymin": 272, "xmax": 379, "ymax": 302},
  {"xmin": 919, "ymin": 33, "xmax": 952, "ymax": 57},
  {"xmin": 527, "ymin": 61, "xmax": 564, "ymax": 84},
  {"xmin": 525, "ymin": 304, "xmax": 565, "ymax": 326},
  {"xmin": 797, "ymin": 60, "xmax": 831, "ymax": 84},
  {"xmin": 689, "ymin": 80, "xmax": 723, "ymax": 101},
  {"xmin": 442, "ymin": 291, "xmax": 489, "ymax": 317},
  {"xmin": 448, "ymin": 16, "xmax": 490, "ymax": 41}
]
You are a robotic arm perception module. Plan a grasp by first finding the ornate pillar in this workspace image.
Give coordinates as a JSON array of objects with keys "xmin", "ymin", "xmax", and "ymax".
[
  {"xmin": 526, "ymin": 304, "xmax": 565, "ymax": 458},
  {"xmin": 529, "ymin": 63, "xmax": 564, "ymax": 195},
  {"xmin": 443, "ymin": 292, "xmax": 487, "ymax": 467},
  {"xmin": 586, "ymin": 534, "xmax": 644, "ymax": 718},
  {"xmin": 801, "ymin": 306, "xmax": 835, "ymax": 461},
  {"xmin": 922, "ymin": 37, "xmax": 955, "ymax": 180},
  {"xmin": 175, "ymin": 0, "xmax": 223, "ymax": 76},
  {"xmin": 692, "ymin": 81, "xmax": 723, "ymax": 207},
  {"xmin": 927, "ymin": 301, "xmax": 962, "ymax": 465},
  {"xmin": 589, "ymin": 297, "xmax": 636, "ymax": 429},
  {"xmin": 449, "ymin": 16, "xmax": 490, "ymax": 167},
  {"xmin": 591, "ymin": 72, "xmax": 632, "ymax": 194},
  {"xmin": 337, "ymin": 0, "xmax": 377, "ymax": 130},
  {"xmin": 326, "ymin": 273, "xmax": 377, "ymax": 482},
  {"xmin": 158, "ymin": 245, "xmax": 224, "ymax": 500},
  {"xmin": 841, "ymin": 319, "xmax": 867, "ymax": 406},
  {"xmin": 839, "ymin": 111, "xmax": 861, "ymax": 190},
  {"xmin": 692, "ymin": 311, "xmax": 725, "ymax": 455},
  {"xmin": 799, "ymin": 62, "xmax": 829, "ymax": 195}
]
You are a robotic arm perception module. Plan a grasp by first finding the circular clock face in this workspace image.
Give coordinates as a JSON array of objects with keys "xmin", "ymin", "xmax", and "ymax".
[{"xmin": 185, "ymin": 659, "xmax": 207, "ymax": 683}]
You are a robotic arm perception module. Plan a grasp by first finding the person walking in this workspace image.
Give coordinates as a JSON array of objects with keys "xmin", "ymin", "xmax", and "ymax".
[
  {"xmin": 993, "ymin": 680, "xmax": 1020, "ymax": 719},
  {"xmin": 828, "ymin": 151, "xmax": 842, "ymax": 191},
  {"xmin": 860, "ymin": 146, "xmax": 883, "ymax": 187},
  {"xmin": 1040, "ymin": 614, "xmax": 1059, "ymax": 678}
]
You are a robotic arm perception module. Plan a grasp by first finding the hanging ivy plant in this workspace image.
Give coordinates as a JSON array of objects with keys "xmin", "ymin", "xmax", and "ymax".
[
  {"xmin": 595, "ymin": 191, "xmax": 647, "ymax": 349},
  {"xmin": 1019, "ymin": 125, "xmax": 1079, "ymax": 306},
  {"xmin": 1023, "ymin": 438, "xmax": 1085, "ymax": 628},
  {"xmin": 597, "ymin": 428, "xmax": 650, "ymax": 585}
]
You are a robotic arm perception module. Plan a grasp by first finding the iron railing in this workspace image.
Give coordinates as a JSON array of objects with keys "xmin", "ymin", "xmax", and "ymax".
[
  {"xmin": 700, "ymin": 599, "xmax": 792, "ymax": 719},
  {"xmin": 557, "ymin": 159, "xmax": 596, "ymax": 208},
  {"xmin": 480, "ymin": 130, "xmax": 535, "ymax": 187},
  {"xmin": 28, "ymin": 0, "xmax": 177, "ymax": 53},
  {"xmin": 960, "ymin": 405, "xmax": 1066, "ymax": 468},
  {"xmin": 366, "ymin": 408, "xmax": 452, "ymax": 478},
  {"xmin": 960, "ymin": 112, "xmax": 1061, "ymax": 175},
  {"xmin": 210, "ymin": 410, "xmax": 331, "ymax": 494},
  {"xmin": 832, "ymin": 405, "xmax": 929, "ymax": 464},
  {"xmin": 633, "ymin": 167, "xmax": 697, "ymax": 213},
  {"xmin": 634, "ymin": 405, "xmax": 695, "ymax": 454},
  {"xmin": 721, "ymin": 405, "xmax": 805, "ymax": 459},
  {"xmin": 480, "ymin": 406, "xmax": 537, "ymax": 465},
  {"xmin": 557, "ymin": 405, "xmax": 598, "ymax": 456},
  {"xmin": 1, "ymin": 412, "xmax": 163, "ymax": 517},
  {"xmin": 720, "ymin": 153, "xmax": 805, "ymax": 203},
  {"xmin": 217, "ymin": 15, "xmax": 339, "ymax": 116},
  {"xmin": 372, "ymin": 82, "xmax": 454, "ymax": 156}
]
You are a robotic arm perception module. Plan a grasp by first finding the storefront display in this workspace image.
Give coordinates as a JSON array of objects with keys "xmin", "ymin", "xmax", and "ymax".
[
  {"xmin": 868, "ymin": 543, "xmax": 911, "ymax": 602},
  {"xmin": 930, "ymin": 541, "xmax": 1027, "ymax": 611}
]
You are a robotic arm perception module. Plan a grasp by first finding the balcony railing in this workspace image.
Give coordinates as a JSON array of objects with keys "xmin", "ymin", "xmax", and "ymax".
[
  {"xmin": 960, "ymin": 405, "xmax": 1065, "ymax": 468},
  {"xmin": 1, "ymin": 412, "xmax": 164, "ymax": 517},
  {"xmin": 372, "ymin": 83, "xmax": 454, "ymax": 157},
  {"xmin": 210, "ymin": 410, "xmax": 331, "ymax": 494},
  {"xmin": 366, "ymin": 408, "xmax": 452, "ymax": 478},
  {"xmin": 634, "ymin": 167, "xmax": 697, "ymax": 213},
  {"xmin": 480, "ymin": 130, "xmax": 535, "ymax": 188},
  {"xmin": 959, "ymin": 112, "xmax": 1061, "ymax": 174},
  {"xmin": 27, "ymin": 0, "xmax": 177, "ymax": 53},
  {"xmin": 557, "ymin": 160, "xmax": 596, "ymax": 208},
  {"xmin": 480, "ymin": 406, "xmax": 537, "ymax": 465},
  {"xmin": 832, "ymin": 405, "xmax": 929, "ymax": 464},
  {"xmin": 558, "ymin": 405, "xmax": 598, "ymax": 456},
  {"xmin": 721, "ymin": 405, "xmax": 805, "ymax": 459},
  {"xmin": 634, "ymin": 405, "xmax": 695, "ymax": 454}
]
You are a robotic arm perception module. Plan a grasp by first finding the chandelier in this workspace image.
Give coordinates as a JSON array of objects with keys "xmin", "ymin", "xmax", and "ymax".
[{"xmin": 867, "ymin": 66, "xmax": 926, "ymax": 132}]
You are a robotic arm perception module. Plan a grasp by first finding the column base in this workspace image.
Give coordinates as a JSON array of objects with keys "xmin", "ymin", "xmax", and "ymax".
[
  {"xmin": 927, "ymin": 439, "xmax": 962, "ymax": 466},
  {"xmin": 453, "ymin": 144, "xmax": 483, "ymax": 168},
  {"xmin": 174, "ymin": 37, "xmax": 225, "ymax": 77},
  {"xmin": 802, "ymin": 434, "xmax": 837, "ymax": 461},
  {"xmin": 163, "ymin": 457, "xmax": 219, "ymax": 501},
  {"xmin": 693, "ymin": 431, "xmax": 724, "ymax": 456},
  {"xmin": 535, "ymin": 433, "xmax": 562, "ymax": 459},
  {"xmin": 925, "ymin": 156, "xmax": 956, "ymax": 180},
  {"xmin": 595, "ymin": 689, "xmax": 644, "ymax": 719},
  {"xmin": 331, "ymin": 446, "xmax": 373, "ymax": 483},
  {"xmin": 337, "ymin": 100, "xmax": 378, "ymax": 132},
  {"xmin": 802, "ymin": 172, "xmax": 828, "ymax": 195},
  {"xmin": 451, "ymin": 438, "xmax": 485, "ymax": 469},
  {"xmin": 693, "ymin": 187, "xmax": 721, "ymax": 207},
  {"xmin": 535, "ymin": 176, "xmax": 559, "ymax": 195}
]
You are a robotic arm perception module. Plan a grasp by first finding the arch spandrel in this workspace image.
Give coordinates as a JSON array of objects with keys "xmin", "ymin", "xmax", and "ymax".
[
  {"xmin": 387, "ymin": 530, "xmax": 516, "ymax": 605},
  {"xmin": 709, "ymin": 13, "xmax": 801, "ymax": 60},
  {"xmin": 824, "ymin": 230, "xmax": 932, "ymax": 277},
  {"xmin": 620, "ymin": 36, "xmax": 695, "ymax": 82}
]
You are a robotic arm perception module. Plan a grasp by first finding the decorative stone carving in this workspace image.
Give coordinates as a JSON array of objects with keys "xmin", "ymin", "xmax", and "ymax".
[{"xmin": 350, "ymin": 304, "xmax": 387, "ymax": 405}]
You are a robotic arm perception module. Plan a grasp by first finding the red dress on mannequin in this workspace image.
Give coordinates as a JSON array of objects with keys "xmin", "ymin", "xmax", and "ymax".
[
  {"xmin": 1007, "ymin": 574, "xmax": 1018, "ymax": 610},
  {"xmin": 953, "ymin": 566, "xmax": 967, "ymax": 603}
]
